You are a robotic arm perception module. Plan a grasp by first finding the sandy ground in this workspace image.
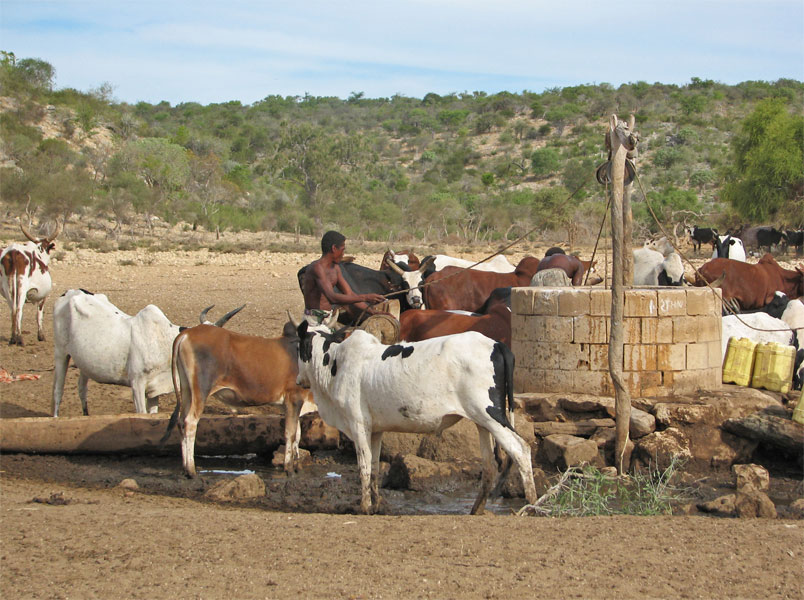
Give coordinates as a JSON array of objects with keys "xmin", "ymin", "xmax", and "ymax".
[{"xmin": 1, "ymin": 244, "xmax": 803, "ymax": 599}]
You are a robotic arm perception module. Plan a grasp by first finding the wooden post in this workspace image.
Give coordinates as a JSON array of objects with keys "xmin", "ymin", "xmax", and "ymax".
[
  {"xmin": 622, "ymin": 114, "xmax": 636, "ymax": 286},
  {"xmin": 606, "ymin": 115, "xmax": 638, "ymax": 474}
]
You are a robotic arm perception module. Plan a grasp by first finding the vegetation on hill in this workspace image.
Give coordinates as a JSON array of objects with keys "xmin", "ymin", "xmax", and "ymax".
[{"xmin": 1, "ymin": 50, "xmax": 802, "ymax": 247}]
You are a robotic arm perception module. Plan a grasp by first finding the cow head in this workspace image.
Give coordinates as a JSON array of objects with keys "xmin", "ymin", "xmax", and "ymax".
[
  {"xmin": 20, "ymin": 219, "xmax": 62, "ymax": 255},
  {"xmin": 384, "ymin": 255, "xmax": 435, "ymax": 309},
  {"xmin": 294, "ymin": 315, "xmax": 346, "ymax": 388}
]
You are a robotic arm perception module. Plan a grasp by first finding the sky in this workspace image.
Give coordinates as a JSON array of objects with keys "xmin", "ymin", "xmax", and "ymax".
[{"xmin": 1, "ymin": 0, "xmax": 802, "ymax": 106}]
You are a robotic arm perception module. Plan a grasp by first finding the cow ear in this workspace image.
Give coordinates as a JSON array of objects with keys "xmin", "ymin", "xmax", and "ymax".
[{"xmin": 298, "ymin": 320, "xmax": 309, "ymax": 337}]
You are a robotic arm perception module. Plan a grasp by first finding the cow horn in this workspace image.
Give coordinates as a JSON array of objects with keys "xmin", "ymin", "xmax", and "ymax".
[
  {"xmin": 19, "ymin": 220, "xmax": 39, "ymax": 243},
  {"xmin": 322, "ymin": 309, "xmax": 340, "ymax": 330},
  {"xmin": 386, "ymin": 259, "xmax": 405, "ymax": 275},
  {"xmin": 199, "ymin": 305, "xmax": 214, "ymax": 324},
  {"xmin": 709, "ymin": 273, "xmax": 726, "ymax": 288},
  {"xmin": 46, "ymin": 218, "xmax": 63, "ymax": 243},
  {"xmin": 287, "ymin": 310, "xmax": 302, "ymax": 330},
  {"xmin": 418, "ymin": 255, "xmax": 436, "ymax": 273},
  {"xmin": 214, "ymin": 304, "xmax": 245, "ymax": 327}
]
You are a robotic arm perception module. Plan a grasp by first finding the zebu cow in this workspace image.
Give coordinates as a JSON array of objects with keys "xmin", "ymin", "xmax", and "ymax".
[
  {"xmin": 399, "ymin": 302, "xmax": 512, "ymax": 347},
  {"xmin": 711, "ymin": 235, "xmax": 746, "ymax": 262},
  {"xmin": 686, "ymin": 226, "xmax": 718, "ymax": 253},
  {"xmin": 694, "ymin": 254, "xmax": 804, "ymax": 310},
  {"xmin": 633, "ymin": 247, "xmax": 685, "ymax": 286},
  {"xmin": 383, "ymin": 251, "xmax": 516, "ymax": 310},
  {"xmin": 1, "ymin": 220, "xmax": 62, "ymax": 345},
  {"xmin": 52, "ymin": 289, "xmax": 243, "ymax": 416},
  {"xmin": 380, "ymin": 249, "xmax": 421, "ymax": 272},
  {"xmin": 294, "ymin": 321, "xmax": 538, "ymax": 514},
  {"xmin": 422, "ymin": 257, "xmax": 542, "ymax": 312},
  {"xmin": 297, "ymin": 260, "xmax": 414, "ymax": 324},
  {"xmin": 162, "ymin": 315, "xmax": 325, "ymax": 477}
]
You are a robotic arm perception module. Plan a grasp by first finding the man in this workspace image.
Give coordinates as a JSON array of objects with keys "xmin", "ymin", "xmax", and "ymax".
[
  {"xmin": 302, "ymin": 231, "xmax": 385, "ymax": 325},
  {"xmin": 534, "ymin": 253, "xmax": 586, "ymax": 286}
]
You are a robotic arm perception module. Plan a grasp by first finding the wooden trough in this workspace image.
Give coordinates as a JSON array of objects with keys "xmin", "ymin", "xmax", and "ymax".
[{"xmin": 0, "ymin": 413, "xmax": 340, "ymax": 456}]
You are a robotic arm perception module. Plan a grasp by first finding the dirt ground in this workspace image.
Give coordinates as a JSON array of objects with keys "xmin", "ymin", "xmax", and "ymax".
[{"xmin": 2, "ymin": 239, "xmax": 804, "ymax": 599}]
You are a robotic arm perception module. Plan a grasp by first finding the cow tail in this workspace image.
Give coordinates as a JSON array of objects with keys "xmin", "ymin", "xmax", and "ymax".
[
  {"xmin": 160, "ymin": 332, "xmax": 184, "ymax": 445},
  {"xmin": 503, "ymin": 343, "xmax": 515, "ymax": 426}
]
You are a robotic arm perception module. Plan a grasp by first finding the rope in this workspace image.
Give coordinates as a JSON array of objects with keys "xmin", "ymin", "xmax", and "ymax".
[{"xmin": 634, "ymin": 170, "xmax": 801, "ymax": 334}]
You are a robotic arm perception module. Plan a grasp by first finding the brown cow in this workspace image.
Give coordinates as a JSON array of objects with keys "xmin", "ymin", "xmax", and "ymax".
[
  {"xmin": 399, "ymin": 303, "xmax": 512, "ymax": 347},
  {"xmin": 162, "ymin": 315, "xmax": 335, "ymax": 477},
  {"xmin": 422, "ymin": 257, "xmax": 541, "ymax": 312},
  {"xmin": 694, "ymin": 254, "xmax": 804, "ymax": 310}
]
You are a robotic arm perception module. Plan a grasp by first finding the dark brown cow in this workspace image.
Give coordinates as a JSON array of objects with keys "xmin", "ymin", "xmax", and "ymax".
[
  {"xmin": 162, "ymin": 317, "xmax": 331, "ymax": 477},
  {"xmin": 399, "ymin": 303, "xmax": 512, "ymax": 347},
  {"xmin": 694, "ymin": 254, "xmax": 804, "ymax": 310},
  {"xmin": 422, "ymin": 257, "xmax": 541, "ymax": 312}
]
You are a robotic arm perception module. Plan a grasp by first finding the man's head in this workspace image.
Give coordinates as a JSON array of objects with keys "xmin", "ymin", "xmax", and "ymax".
[{"xmin": 321, "ymin": 230, "xmax": 346, "ymax": 256}]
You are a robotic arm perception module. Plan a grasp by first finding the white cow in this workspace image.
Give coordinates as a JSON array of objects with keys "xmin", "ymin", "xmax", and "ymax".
[
  {"xmin": 711, "ymin": 235, "xmax": 746, "ymax": 262},
  {"xmin": 52, "ymin": 289, "xmax": 243, "ymax": 416},
  {"xmin": 384, "ymin": 251, "xmax": 516, "ymax": 309},
  {"xmin": 633, "ymin": 247, "xmax": 685, "ymax": 286},
  {"xmin": 294, "ymin": 321, "xmax": 538, "ymax": 515},
  {"xmin": 1, "ymin": 221, "xmax": 61, "ymax": 345}
]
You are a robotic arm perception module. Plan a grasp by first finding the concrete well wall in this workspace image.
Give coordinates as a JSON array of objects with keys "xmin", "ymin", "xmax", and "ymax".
[{"xmin": 511, "ymin": 286, "xmax": 722, "ymax": 398}]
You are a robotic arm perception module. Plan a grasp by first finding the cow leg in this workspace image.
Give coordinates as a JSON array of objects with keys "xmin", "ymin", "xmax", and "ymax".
[
  {"xmin": 52, "ymin": 351, "xmax": 70, "ymax": 417},
  {"xmin": 36, "ymin": 298, "xmax": 46, "ymax": 341},
  {"xmin": 369, "ymin": 432, "xmax": 384, "ymax": 508},
  {"xmin": 283, "ymin": 392, "xmax": 304, "ymax": 475},
  {"xmin": 145, "ymin": 396, "xmax": 159, "ymax": 414},
  {"xmin": 486, "ymin": 423, "xmax": 538, "ymax": 507},
  {"xmin": 10, "ymin": 305, "xmax": 23, "ymax": 345},
  {"xmin": 352, "ymin": 425, "xmax": 374, "ymax": 514},
  {"xmin": 77, "ymin": 372, "xmax": 90, "ymax": 416},
  {"xmin": 130, "ymin": 380, "xmax": 147, "ymax": 414},
  {"xmin": 471, "ymin": 426, "xmax": 497, "ymax": 515}
]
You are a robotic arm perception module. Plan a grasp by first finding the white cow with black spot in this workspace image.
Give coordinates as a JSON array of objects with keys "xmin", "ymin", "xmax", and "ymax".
[{"xmin": 294, "ymin": 320, "xmax": 538, "ymax": 515}]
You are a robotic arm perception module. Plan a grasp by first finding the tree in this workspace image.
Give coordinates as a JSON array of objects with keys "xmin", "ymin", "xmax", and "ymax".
[
  {"xmin": 721, "ymin": 99, "xmax": 804, "ymax": 222},
  {"xmin": 531, "ymin": 147, "xmax": 561, "ymax": 178}
]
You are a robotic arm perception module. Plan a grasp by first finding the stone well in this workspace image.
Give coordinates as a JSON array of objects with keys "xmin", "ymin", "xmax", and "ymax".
[{"xmin": 511, "ymin": 286, "xmax": 723, "ymax": 398}]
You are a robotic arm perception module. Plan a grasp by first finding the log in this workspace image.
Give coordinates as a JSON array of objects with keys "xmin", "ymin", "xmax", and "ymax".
[
  {"xmin": 722, "ymin": 413, "xmax": 804, "ymax": 456},
  {"xmin": 533, "ymin": 419, "xmax": 616, "ymax": 437},
  {"xmin": 0, "ymin": 413, "xmax": 339, "ymax": 456}
]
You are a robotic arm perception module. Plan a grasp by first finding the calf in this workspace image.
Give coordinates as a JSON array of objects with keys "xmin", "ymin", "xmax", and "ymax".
[
  {"xmin": 52, "ymin": 289, "xmax": 243, "ymax": 415},
  {"xmin": 295, "ymin": 322, "xmax": 538, "ymax": 515},
  {"xmin": 695, "ymin": 254, "xmax": 804, "ymax": 310},
  {"xmin": 1, "ymin": 220, "xmax": 61, "ymax": 345},
  {"xmin": 686, "ymin": 226, "xmax": 718, "ymax": 253},
  {"xmin": 162, "ymin": 318, "xmax": 321, "ymax": 477}
]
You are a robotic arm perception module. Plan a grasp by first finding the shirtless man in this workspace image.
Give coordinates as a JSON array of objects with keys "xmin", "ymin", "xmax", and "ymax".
[
  {"xmin": 534, "ymin": 253, "xmax": 586, "ymax": 286},
  {"xmin": 302, "ymin": 230, "xmax": 385, "ymax": 325}
]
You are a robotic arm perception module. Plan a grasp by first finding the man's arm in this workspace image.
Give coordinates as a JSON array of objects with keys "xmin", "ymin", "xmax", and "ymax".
[
  {"xmin": 571, "ymin": 261, "xmax": 585, "ymax": 286},
  {"xmin": 314, "ymin": 263, "xmax": 384, "ymax": 306}
]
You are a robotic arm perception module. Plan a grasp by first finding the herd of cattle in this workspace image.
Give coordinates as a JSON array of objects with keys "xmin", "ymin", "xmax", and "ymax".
[{"xmin": 1, "ymin": 220, "xmax": 802, "ymax": 513}]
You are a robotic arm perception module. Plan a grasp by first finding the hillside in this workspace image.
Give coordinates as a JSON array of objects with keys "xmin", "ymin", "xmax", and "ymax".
[{"xmin": 1, "ymin": 55, "xmax": 802, "ymax": 248}]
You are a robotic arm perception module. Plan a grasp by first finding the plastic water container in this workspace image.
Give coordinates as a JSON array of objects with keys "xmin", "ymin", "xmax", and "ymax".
[
  {"xmin": 722, "ymin": 337, "xmax": 757, "ymax": 387},
  {"xmin": 750, "ymin": 341, "xmax": 796, "ymax": 394},
  {"xmin": 793, "ymin": 389, "xmax": 804, "ymax": 425}
]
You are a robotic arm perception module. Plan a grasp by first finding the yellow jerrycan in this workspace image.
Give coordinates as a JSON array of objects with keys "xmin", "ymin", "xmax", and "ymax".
[
  {"xmin": 750, "ymin": 341, "xmax": 796, "ymax": 394},
  {"xmin": 722, "ymin": 337, "xmax": 757, "ymax": 387},
  {"xmin": 793, "ymin": 388, "xmax": 804, "ymax": 425}
]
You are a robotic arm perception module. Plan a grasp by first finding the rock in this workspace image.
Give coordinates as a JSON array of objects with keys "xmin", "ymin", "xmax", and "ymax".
[
  {"xmin": 594, "ymin": 398, "xmax": 656, "ymax": 438},
  {"xmin": 272, "ymin": 446, "xmax": 311, "ymax": 469},
  {"xmin": 732, "ymin": 463, "xmax": 770, "ymax": 492},
  {"xmin": 542, "ymin": 434, "xmax": 603, "ymax": 470},
  {"xmin": 698, "ymin": 494, "xmax": 736, "ymax": 516},
  {"xmin": 384, "ymin": 454, "xmax": 463, "ymax": 491},
  {"xmin": 558, "ymin": 394, "xmax": 605, "ymax": 413},
  {"xmin": 787, "ymin": 499, "xmax": 804, "ymax": 519},
  {"xmin": 735, "ymin": 489, "xmax": 777, "ymax": 519},
  {"xmin": 204, "ymin": 473, "xmax": 266, "ymax": 501},
  {"xmin": 653, "ymin": 403, "xmax": 717, "ymax": 427},
  {"xmin": 380, "ymin": 433, "xmax": 423, "ymax": 462},
  {"xmin": 516, "ymin": 393, "xmax": 562, "ymax": 422},
  {"xmin": 497, "ymin": 466, "xmax": 551, "ymax": 499},
  {"xmin": 634, "ymin": 427, "xmax": 692, "ymax": 471},
  {"xmin": 118, "ymin": 478, "xmax": 139, "ymax": 491},
  {"xmin": 590, "ymin": 428, "xmax": 635, "ymax": 468},
  {"xmin": 417, "ymin": 419, "xmax": 481, "ymax": 462}
]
